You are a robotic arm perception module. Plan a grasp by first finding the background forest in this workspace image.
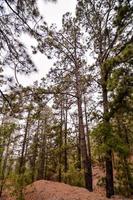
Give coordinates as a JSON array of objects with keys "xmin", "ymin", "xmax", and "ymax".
[{"xmin": 0, "ymin": 0, "xmax": 133, "ymax": 199}]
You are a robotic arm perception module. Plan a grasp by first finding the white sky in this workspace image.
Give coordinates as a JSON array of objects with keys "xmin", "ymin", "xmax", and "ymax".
[{"xmin": 19, "ymin": 0, "xmax": 77, "ymax": 86}]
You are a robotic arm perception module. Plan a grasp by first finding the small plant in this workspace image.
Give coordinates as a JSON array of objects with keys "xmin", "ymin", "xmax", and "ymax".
[
  {"xmin": 63, "ymin": 163, "xmax": 85, "ymax": 187},
  {"xmin": 115, "ymin": 158, "xmax": 133, "ymax": 197},
  {"xmin": 97, "ymin": 176, "xmax": 106, "ymax": 187}
]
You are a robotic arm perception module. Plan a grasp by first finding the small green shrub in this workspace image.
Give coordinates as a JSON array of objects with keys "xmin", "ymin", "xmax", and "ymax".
[
  {"xmin": 62, "ymin": 163, "xmax": 85, "ymax": 187},
  {"xmin": 115, "ymin": 158, "xmax": 133, "ymax": 197}
]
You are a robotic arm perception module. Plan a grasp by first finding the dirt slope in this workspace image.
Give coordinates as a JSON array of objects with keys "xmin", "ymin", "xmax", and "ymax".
[
  {"xmin": 2, "ymin": 180, "xmax": 133, "ymax": 200},
  {"xmin": 24, "ymin": 180, "xmax": 104, "ymax": 200},
  {"xmin": 24, "ymin": 180, "xmax": 131, "ymax": 200}
]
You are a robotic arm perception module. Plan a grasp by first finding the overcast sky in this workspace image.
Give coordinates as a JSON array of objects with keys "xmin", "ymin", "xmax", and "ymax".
[{"xmin": 19, "ymin": 0, "xmax": 77, "ymax": 86}]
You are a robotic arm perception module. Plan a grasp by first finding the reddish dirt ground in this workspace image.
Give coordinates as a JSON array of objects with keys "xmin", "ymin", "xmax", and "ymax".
[
  {"xmin": 24, "ymin": 180, "xmax": 104, "ymax": 200},
  {"xmin": 2, "ymin": 166, "xmax": 133, "ymax": 200},
  {"xmin": 2, "ymin": 180, "xmax": 133, "ymax": 200},
  {"xmin": 24, "ymin": 180, "xmax": 132, "ymax": 200}
]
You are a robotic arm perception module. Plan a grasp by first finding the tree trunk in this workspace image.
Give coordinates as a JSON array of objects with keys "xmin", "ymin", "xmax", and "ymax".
[
  {"xmin": 84, "ymin": 96, "xmax": 93, "ymax": 189},
  {"xmin": 58, "ymin": 101, "xmax": 63, "ymax": 182},
  {"xmin": 64, "ymin": 97, "xmax": 68, "ymax": 173},
  {"xmin": 75, "ymin": 66, "xmax": 93, "ymax": 191},
  {"xmin": 77, "ymin": 94, "xmax": 93, "ymax": 191},
  {"xmin": 0, "ymin": 134, "xmax": 11, "ymax": 197},
  {"xmin": 31, "ymin": 120, "xmax": 39, "ymax": 182},
  {"xmin": 77, "ymin": 130, "xmax": 82, "ymax": 169},
  {"xmin": 105, "ymin": 149, "xmax": 114, "ymax": 198},
  {"xmin": 75, "ymin": 114, "xmax": 81, "ymax": 169},
  {"xmin": 102, "ymin": 86, "xmax": 114, "ymax": 198},
  {"xmin": 19, "ymin": 108, "xmax": 31, "ymax": 175},
  {"xmin": 37, "ymin": 120, "xmax": 46, "ymax": 180}
]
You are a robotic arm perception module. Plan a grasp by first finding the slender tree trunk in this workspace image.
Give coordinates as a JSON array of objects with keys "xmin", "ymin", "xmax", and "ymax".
[
  {"xmin": 58, "ymin": 101, "xmax": 63, "ymax": 182},
  {"xmin": 84, "ymin": 96, "xmax": 92, "ymax": 158},
  {"xmin": 105, "ymin": 149, "xmax": 114, "ymax": 198},
  {"xmin": 84, "ymin": 96, "xmax": 93, "ymax": 189},
  {"xmin": 75, "ymin": 66, "xmax": 93, "ymax": 191},
  {"xmin": 37, "ymin": 120, "xmax": 46, "ymax": 180},
  {"xmin": 31, "ymin": 120, "xmax": 39, "ymax": 182},
  {"xmin": 77, "ymin": 140, "xmax": 82, "ymax": 169},
  {"xmin": 0, "ymin": 116, "xmax": 7, "ymax": 170},
  {"xmin": 77, "ymin": 93, "xmax": 93, "ymax": 191},
  {"xmin": 102, "ymin": 86, "xmax": 114, "ymax": 198},
  {"xmin": 75, "ymin": 116, "xmax": 81, "ymax": 170},
  {"xmin": 17, "ymin": 108, "xmax": 31, "ymax": 200},
  {"xmin": 0, "ymin": 134, "xmax": 11, "ymax": 197},
  {"xmin": 64, "ymin": 97, "xmax": 68, "ymax": 173},
  {"xmin": 44, "ymin": 153, "xmax": 48, "ymax": 179},
  {"xmin": 19, "ymin": 109, "xmax": 31, "ymax": 175}
]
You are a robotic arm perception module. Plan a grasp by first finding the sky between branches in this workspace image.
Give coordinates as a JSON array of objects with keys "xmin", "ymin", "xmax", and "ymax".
[{"xmin": 19, "ymin": 0, "xmax": 77, "ymax": 86}]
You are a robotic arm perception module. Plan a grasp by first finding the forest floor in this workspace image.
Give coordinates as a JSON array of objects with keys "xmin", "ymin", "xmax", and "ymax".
[
  {"xmin": 24, "ymin": 180, "xmax": 133, "ymax": 200},
  {"xmin": 2, "ymin": 166, "xmax": 133, "ymax": 200}
]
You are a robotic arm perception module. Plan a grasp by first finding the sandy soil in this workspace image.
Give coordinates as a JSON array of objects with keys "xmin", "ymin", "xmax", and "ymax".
[
  {"xmin": 23, "ymin": 180, "xmax": 132, "ymax": 200},
  {"xmin": 2, "ymin": 166, "xmax": 133, "ymax": 200}
]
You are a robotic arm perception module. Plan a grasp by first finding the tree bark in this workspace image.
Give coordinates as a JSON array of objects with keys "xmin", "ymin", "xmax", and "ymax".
[
  {"xmin": 19, "ymin": 108, "xmax": 31, "ymax": 175},
  {"xmin": 64, "ymin": 96, "xmax": 68, "ymax": 173},
  {"xmin": 37, "ymin": 120, "xmax": 46, "ymax": 180},
  {"xmin": 105, "ymin": 149, "xmax": 114, "ymax": 198},
  {"xmin": 102, "ymin": 86, "xmax": 114, "ymax": 198},
  {"xmin": 84, "ymin": 96, "xmax": 93, "ymax": 189},
  {"xmin": 58, "ymin": 101, "xmax": 63, "ymax": 182},
  {"xmin": 75, "ymin": 66, "xmax": 93, "ymax": 191},
  {"xmin": 0, "ymin": 133, "xmax": 11, "ymax": 197},
  {"xmin": 31, "ymin": 120, "xmax": 39, "ymax": 182}
]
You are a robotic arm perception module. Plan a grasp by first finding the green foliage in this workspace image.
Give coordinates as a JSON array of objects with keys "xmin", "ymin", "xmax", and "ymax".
[
  {"xmin": 97, "ymin": 176, "xmax": 106, "ymax": 187},
  {"xmin": 91, "ymin": 122, "xmax": 113, "ymax": 157},
  {"xmin": 92, "ymin": 118, "xmax": 131, "ymax": 157},
  {"xmin": 9, "ymin": 170, "xmax": 32, "ymax": 200},
  {"xmin": 114, "ymin": 3, "xmax": 133, "ymax": 27},
  {"xmin": 115, "ymin": 158, "xmax": 133, "ymax": 197},
  {"xmin": 63, "ymin": 162, "xmax": 85, "ymax": 187}
]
